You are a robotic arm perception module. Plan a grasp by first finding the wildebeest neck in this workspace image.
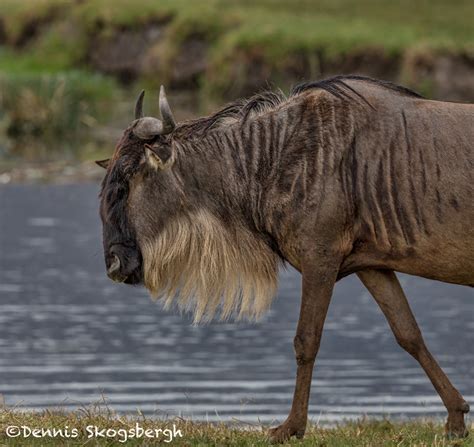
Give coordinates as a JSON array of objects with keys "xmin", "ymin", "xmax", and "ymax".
[
  {"xmin": 173, "ymin": 91, "xmax": 357, "ymax": 259},
  {"xmin": 174, "ymin": 98, "xmax": 315, "ymax": 236}
]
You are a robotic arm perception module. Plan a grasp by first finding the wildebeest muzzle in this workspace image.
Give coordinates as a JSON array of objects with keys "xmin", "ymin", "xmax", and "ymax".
[{"xmin": 106, "ymin": 244, "xmax": 142, "ymax": 285}]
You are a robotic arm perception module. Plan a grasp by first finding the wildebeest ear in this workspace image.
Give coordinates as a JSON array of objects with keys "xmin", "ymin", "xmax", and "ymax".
[
  {"xmin": 144, "ymin": 143, "xmax": 173, "ymax": 170},
  {"xmin": 95, "ymin": 159, "xmax": 110, "ymax": 169}
]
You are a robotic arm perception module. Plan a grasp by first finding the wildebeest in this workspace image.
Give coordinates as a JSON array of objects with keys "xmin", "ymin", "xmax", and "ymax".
[{"xmin": 97, "ymin": 75, "xmax": 473, "ymax": 443}]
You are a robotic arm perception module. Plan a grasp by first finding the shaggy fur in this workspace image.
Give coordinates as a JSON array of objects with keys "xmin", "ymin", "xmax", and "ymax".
[{"xmin": 138, "ymin": 209, "xmax": 280, "ymax": 323}]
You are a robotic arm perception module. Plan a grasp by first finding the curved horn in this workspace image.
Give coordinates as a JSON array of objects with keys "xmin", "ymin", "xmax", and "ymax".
[
  {"xmin": 159, "ymin": 85, "xmax": 176, "ymax": 133},
  {"xmin": 134, "ymin": 90, "xmax": 145, "ymax": 119},
  {"xmin": 133, "ymin": 117, "xmax": 163, "ymax": 139}
]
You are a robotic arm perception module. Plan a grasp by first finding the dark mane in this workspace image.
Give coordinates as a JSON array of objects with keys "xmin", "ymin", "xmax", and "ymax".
[
  {"xmin": 174, "ymin": 90, "xmax": 286, "ymax": 139},
  {"xmin": 175, "ymin": 75, "xmax": 423, "ymax": 138},
  {"xmin": 291, "ymin": 75, "xmax": 423, "ymax": 100}
]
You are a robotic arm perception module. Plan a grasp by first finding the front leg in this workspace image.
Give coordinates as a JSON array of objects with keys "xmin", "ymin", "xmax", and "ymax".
[{"xmin": 269, "ymin": 259, "xmax": 339, "ymax": 443}]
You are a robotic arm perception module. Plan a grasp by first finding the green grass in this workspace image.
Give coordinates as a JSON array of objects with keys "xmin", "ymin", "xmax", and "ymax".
[
  {"xmin": 0, "ymin": 0, "xmax": 472, "ymax": 73},
  {"xmin": 0, "ymin": 70, "xmax": 118, "ymax": 160},
  {"xmin": 0, "ymin": 408, "xmax": 472, "ymax": 446},
  {"xmin": 0, "ymin": 0, "xmax": 70, "ymax": 44},
  {"xmin": 2, "ymin": 0, "xmax": 470, "ymax": 48},
  {"xmin": 216, "ymin": 0, "xmax": 473, "ymax": 58}
]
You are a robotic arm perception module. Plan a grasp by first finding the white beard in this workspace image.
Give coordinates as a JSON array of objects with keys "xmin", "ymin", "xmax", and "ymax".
[{"xmin": 139, "ymin": 209, "xmax": 280, "ymax": 323}]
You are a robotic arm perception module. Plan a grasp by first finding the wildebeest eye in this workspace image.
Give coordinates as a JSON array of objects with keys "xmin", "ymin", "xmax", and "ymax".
[{"xmin": 144, "ymin": 143, "xmax": 173, "ymax": 170}]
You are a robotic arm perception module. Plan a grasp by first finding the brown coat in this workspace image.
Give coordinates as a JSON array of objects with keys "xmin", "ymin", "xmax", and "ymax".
[{"xmin": 98, "ymin": 76, "xmax": 473, "ymax": 442}]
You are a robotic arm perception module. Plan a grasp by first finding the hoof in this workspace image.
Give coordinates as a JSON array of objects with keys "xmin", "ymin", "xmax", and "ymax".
[
  {"xmin": 446, "ymin": 429, "xmax": 469, "ymax": 439},
  {"xmin": 268, "ymin": 422, "xmax": 305, "ymax": 444},
  {"xmin": 446, "ymin": 412, "xmax": 469, "ymax": 439}
]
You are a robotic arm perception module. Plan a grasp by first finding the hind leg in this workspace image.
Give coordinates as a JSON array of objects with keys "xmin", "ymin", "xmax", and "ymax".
[{"xmin": 358, "ymin": 269, "xmax": 469, "ymax": 437}]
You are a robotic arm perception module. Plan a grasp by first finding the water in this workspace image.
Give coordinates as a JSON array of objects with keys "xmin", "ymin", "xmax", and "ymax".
[{"xmin": 0, "ymin": 184, "xmax": 473, "ymax": 424}]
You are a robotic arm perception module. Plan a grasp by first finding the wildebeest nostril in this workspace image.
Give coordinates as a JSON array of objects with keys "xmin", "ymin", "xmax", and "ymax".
[
  {"xmin": 108, "ymin": 254, "xmax": 120, "ymax": 273},
  {"xmin": 107, "ymin": 254, "xmax": 125, "ymax": 282}
]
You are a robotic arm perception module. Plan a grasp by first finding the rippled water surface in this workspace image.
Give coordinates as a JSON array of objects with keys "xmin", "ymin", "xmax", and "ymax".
[{"xmin": 0, "ymin": 184, "xmax": 473, "ymax": 424}]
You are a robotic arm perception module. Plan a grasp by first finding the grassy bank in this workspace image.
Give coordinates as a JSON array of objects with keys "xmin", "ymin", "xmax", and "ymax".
[
  {"xmin": 1, "ymin": 1, "xmax": 473, "ymax": 94},
  {"xmin": 1, "ymin": 0, "xmax": 472, "ymax": 71},
  {"xmin": 0, "ymin": 0, "xmax": 473, "ymax": 165},
  {"xmin": 0, "ymin": 409, "xmax": 472, "ymax": 446}
]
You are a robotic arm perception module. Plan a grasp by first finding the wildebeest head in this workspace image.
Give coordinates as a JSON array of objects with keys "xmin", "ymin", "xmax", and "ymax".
[
  {"xmin": 98, "ymin": 87, "xmax": 180, "ymax": 285},
  {"xmin": 98, "ymin": 87, "xmax": 280, "ymax": 322}
]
